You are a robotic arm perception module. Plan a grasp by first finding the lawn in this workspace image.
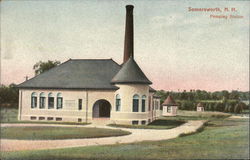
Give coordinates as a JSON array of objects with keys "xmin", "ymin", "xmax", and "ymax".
[
  {"xmin": 0, "ymin": 126, "xmax": 131, "ymax": 140},
  {"xmin": 109, "ymin": 119, "xmax": 185, "ymax": 129},
  {"xmin": 0, "ymin": 107, "xmax": 18, "ymax": 122},
  {"xmin": 2, "ymin": 117, "xmax": 249, "ymax": 159}
]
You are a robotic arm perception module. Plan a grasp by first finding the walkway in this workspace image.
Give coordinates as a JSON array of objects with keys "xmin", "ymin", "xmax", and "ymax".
[{"xmin": 1, "ymin": 120, "xmax": 205, "ymax": 152}]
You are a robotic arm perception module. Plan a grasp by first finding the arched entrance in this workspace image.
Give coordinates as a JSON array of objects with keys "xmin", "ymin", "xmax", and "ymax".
[{"xmin": 92, "ymin": 99, "xmax": 111, "ymax": 118}]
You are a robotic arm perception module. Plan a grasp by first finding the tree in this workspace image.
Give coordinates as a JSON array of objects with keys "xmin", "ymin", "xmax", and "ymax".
[
  {"xmin": 228, "ymin": 105, "xmax": 234, "ymax": 113},
  {"xmin": 229, "ymin": 90, "xmax": 240, "ymax": 100},
  {"xmin": 0, "ymin": 84, "xmax": 18, "ymax": 106},
  {"xmin": 234, "ymin": 104, "xmax": 243, "ymax": 113},
  {"xmin": 224, "ymin": 104, "xmax": 229, "ymax": 112},
  {"xmin": 33, "ymin": 60, "xmax": 61, "ymax": 75},
  {"xmin": 208, "ymin": 103, "xmax": 214, "ymax": 111}
]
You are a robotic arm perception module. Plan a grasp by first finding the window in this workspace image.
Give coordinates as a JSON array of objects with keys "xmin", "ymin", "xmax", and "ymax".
[
  {"xmin": 78, "ymin": 99, "xmax": 82, "ymax": 110},
  {"xmin": 132, "ymin": 120, "xmax": 139, "ymax": 125},
  {"xmin": 30, "ymin": 116, "xmax": 36, "ymax": 120},
  {"xmin": 48, "ymin": 93, "xmax": 54, "ymax": 109},
  {"xmin": 39, "ymin": 92, "xmax": 46, "ymax": 109},
  {"xmin": 141, "ymin": 120, "xmax": 146, "ymax": 125},
  {"xmin": 56, "ymin": 117, "xmax": 62, "ymax": 121},
  {"xmin": 148, "ymin": 97, "xmax": 151, "ymax": 111},
  {"xmin": 78, "ymin": 118, "xmax": 82, "ymax": 122},
  {"xmin": 116, "ymin": 94, "xmax": 121, "ymax": 111},
  {"xmin": 132, "ymin": 94, "xmax": 139, "ymax": 112},
  {"xmin": 152, "ymin": 100, "xmax": 155, "ymax": 110},
  {"xmin": 57, "ymin": 93, "xmax": 63, "ymax": 109},
  {"xmin": 47, "ymin": 117, "xmax": 53, "ymax": 121},
  {"xmin": 167, "ymin": 106, "xmax": 171, "ymax": 113},
  {"xmin": 39, "ymin": 117, "xmax": 45, "ymax": 120},
  {"xmin": 31, "ymin": 92, "xmax": 37, "ymax": 108},
  {"xmin": 156, "ymin": 101, "xmax": 158, "ymax": 110},
  {"xmin": 142, "ymin": 95, "xmax": 146, "ymax": 112}
]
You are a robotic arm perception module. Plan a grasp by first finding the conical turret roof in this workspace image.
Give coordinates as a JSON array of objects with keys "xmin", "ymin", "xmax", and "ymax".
[
  {"xmin": 111, "ymin": 57, "xmax": 152, "ymax": 84},
  {"xmin": 162, "ymin": 95, "xmax": 177, "ymax": 106},
  {"xmin": 197, "ymin": 102, "xmax": 203, "ymax": 107}
]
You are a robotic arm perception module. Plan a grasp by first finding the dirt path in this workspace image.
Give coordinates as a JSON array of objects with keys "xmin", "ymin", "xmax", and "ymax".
[
  {"xmin": 229, "ymin": 115, "xmax": 249, "ymax": 119},
  {"xmin": 1, "ymin": 120, "xmax": 205, "ymax": 152}
]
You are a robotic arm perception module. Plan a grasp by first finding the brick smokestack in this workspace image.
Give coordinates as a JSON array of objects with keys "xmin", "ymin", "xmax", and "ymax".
[{"xmin": 123, "ymin": 5, "xmax": 134, "ymax": 63}]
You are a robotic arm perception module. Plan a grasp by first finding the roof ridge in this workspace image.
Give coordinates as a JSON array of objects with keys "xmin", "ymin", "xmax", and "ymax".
[{"xmin": 70, "ymin": 58, "xmax": 113, "ymax": 61}]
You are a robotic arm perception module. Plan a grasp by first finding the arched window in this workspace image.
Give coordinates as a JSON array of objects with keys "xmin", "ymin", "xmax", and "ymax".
[
  {"xmin": 39, "ymin": 92, "xmax": 46, "ymax": 109},
  {"xmin": 116, "ymin": 94, "xmax": 121, "ymax": 111},
  {"xmin": 31, "ymin": 92, "xmax": 37, "ymax": 108},
  {"xmin": 133, "ymin": 94, "xmax": 139, "ymax": 112},
  {"xmin": 141, "ymin": 95, "xmax": 146, "ymax": 112},
  {"xmin": 56, "ymin": 93, "xmax": 63, "ymax": 109},
  {"xmin": 48, "ymin": 93, "xmax": 54, "ymax": 109},
  {"xmin": 155, "ymin": 101, "xmax": 158, "ymax": 110}
]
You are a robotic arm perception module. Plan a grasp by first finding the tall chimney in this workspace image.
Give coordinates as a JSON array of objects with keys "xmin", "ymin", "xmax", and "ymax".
[{"xmin": 123, "ymin": 5, "xmax": 134, "ymax": 63}]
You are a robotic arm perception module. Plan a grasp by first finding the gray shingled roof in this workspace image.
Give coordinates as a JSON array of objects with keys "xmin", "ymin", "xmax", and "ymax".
[
  {"xmin": 111, "ymin": 57, "xmax": 152, "ymax": 84},
  {"xmin": 149, "ymin": 86, "xmax": 156, "ymax": 92},
  {"xmin": 18, "ymin": 59, "xmax": 121, "ymax": 90}
]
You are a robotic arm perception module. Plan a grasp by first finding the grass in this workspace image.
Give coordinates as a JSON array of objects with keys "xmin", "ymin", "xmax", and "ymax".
[
  {"xmin": 0, "ymin": 126, "xmax": 131, "ymax": 140},
  {"xmin": 1, "ymin": 108, "xmax": 248, "ymax": 159},
  {"xmin": 0, "ymin": 107, "xmax": 18, "ymax": 122},
  {"xmin": 1, "ymin": 118, "xmax": 249, "ymax": 160},
  {"xmin": 109, "ymin": 119, "xmax": 185, "ymax": 129}
]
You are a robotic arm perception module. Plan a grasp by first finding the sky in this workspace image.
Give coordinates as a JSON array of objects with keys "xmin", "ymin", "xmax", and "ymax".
[{"xmin": 0, "ymin": 0, "xmax": 249, "ymax": 92}]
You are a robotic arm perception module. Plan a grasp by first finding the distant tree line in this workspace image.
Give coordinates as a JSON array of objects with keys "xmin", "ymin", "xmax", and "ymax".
[
  {"xmin": 179, "ymin": 101, "xmax": 248, "ymax": 114},
  {"xmin": 0, "ymin": 84, "xmax": 18, "ymax": 108},
  {"xmin": 156, "ymin": 89, "xmax": 249, "ymax": 103},
  {"xmin": 156, "ymin": 90, "xmax": 249, "ymax": 113}
]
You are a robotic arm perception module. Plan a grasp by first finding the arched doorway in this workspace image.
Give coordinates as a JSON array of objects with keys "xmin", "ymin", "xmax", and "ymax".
[{"xmin": 92, "ymin": 99, "xmax": 111, "ymax": 118}]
